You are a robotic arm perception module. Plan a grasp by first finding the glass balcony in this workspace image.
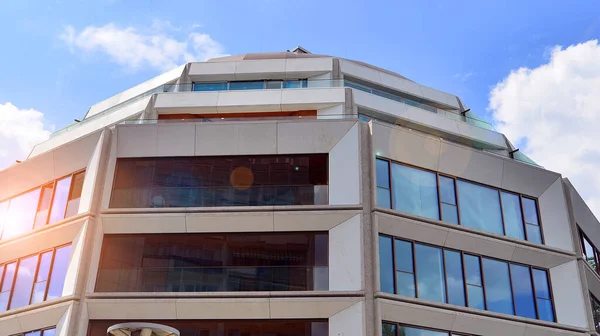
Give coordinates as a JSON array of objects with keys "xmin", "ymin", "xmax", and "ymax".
[{"xmin": 95, "ymin": 266, "xmax": 329, "ymax": 292}]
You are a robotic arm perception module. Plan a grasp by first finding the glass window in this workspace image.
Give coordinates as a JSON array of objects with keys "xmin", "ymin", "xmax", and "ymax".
[
  {"xmin": 510, "ymin": 264, "xmax": 536, "ymax": 319},
  {"xmin": 501, "ymin": 192, "xmax": 525, "ymax": 240},
  {"xmin": 0, "ymin": 200, "xmax": 8, "ymax": 237},
  {"xmin": 3, "ymin": 188, "xmax": 41, "ymax": 240},
  {"xmin": 464, "ymin": 254, "xmax": 485, "ymax": 310},
  {"xmin": 266, "ymin": 80, "xmax": 282, "ymax": 89},
  {"xmin": 482, "ymin": 258, "xmax": 514, "ymax": 315},
  {"xmin": 582, "ymin": 233, "xmax": 597, "ymax": 271},
  {"xmin": 0, "ymin": 262, "xmax": 16, "ymax": 311},
  {"xmin": 445, "ymin": 250, "xmax": 465, "ymax": 306},
  {"xmin": 379, "ymin": 236, "xmax": 395, "ymax": 294},
  {"xmin": 382, "ymin": 323, "xmax": 397, "ymax": 336},
  {"xmin": 47, "ymin": 245, "xmax": 72, "ymax": 300},
  {"xmin": 65, "ymin": 172, "xmax": 85, "ymax": 218},
  {"xmin": 457, "ymin": 181, "xmax": 504, "ymax": 235},
  {"xmin": 48, "ymin": 176, "xmax": 72, "ymax": 224},
  {"xmin": 439, "ymin": 177, "xmax": 458, "ymax": 225},
  {"xmin": 283, "ymin": 80, "xmax": 305, "ymax": 88},
  {"xmin": 229, "ymin": 81, "xmax": 265, "ymax": 90},
  {"xmin": 42, "ymin": 329, "xmax": 56, "ymax": 336},
  {"xmin": 193, "ymin": 82, "xmax": 227, "ymax": 91},
  {"xmin": 533, "ymin": 269, "xmax": 554, "ymax": 321},
  {"xmin": 415, "ymin": 244, "xmax": 446, "ymax": 303},
  {"xmin": 376, "ymin": 159, "xmax": 391, "ymax": 209},
  {"xmin": 522, "ymin": 197, "xmax": 542, "ymax": 244},
  {"xmin": 391, "ymin": 164, "xmax": 439, "ymax": 220},
  {"xmin": 398, "ymin": 326, "xmax": 448, "ymax": 336},
  {"xmin": 591, "ymin": 294, "xmax": 600, "ymax": 333},
  {"xmin": 395, "ymin": 240, "xmax": 415, "ymax": 297},
  {"xmin": 34, "ymin": 184, "xmax": 54, "ymax": 229},
  {"xmin": 31, "ymin": 252, "xmax": 53, "ymax": 304},
  {"xmin": 10, "ymin": 255, "xmax": 38, "ymax": 309}
]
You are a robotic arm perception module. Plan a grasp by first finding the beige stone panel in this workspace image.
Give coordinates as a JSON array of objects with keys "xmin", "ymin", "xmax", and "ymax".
[
  {"xmin": 0, "ymin": 317, "xmax": 22, "ymax": 336},
  {"xmin": 379, "ymin": 299, "xmax": 456, "ymax": 331},
  {"xmin": 501, "ymin": 160, "xmax": 561, "ymax": 197},
  {"xmin": 372, "ymin": 123, "xmax": 441, "ymax": 171},
  {"xmin": 273, "ymin": 211, "xmax": 359, "ymax": 231},
  {"xmin": 188, "ymin": 61, "xmax": 237, "ymax": 81},
  {"xmin": 53, "ymin": 131, "xmax": 101, "ymax": 178},
  {"xmin": 0, "ymin": 219, "xmax": 85, "ymax": 264},
  {"xmin": 539, "ymin": 178, "xmax": 574, "ymax": 252},
  {"xmin": 376, "ymin": 212, "xmax": 449, "ymax": 247},
  {"xmin": 451, "ymin": 312, "xmax": 526, "ymax": 336},
  {"xmin": 269, "ymin": 297, "xmax": 361, "ymax": 318},
  {"xmin": 86, "ymin": 299, "xmax": 178, "ymax": 319},
  {"xmin": 15, "ymin": 302, "xmax": 72, "ymax": 335},
  {"xmin": 176, "ymin": 298, "xmax": 270, "ymax": 319},
  {"xmin": 438, "ymin": 142, "xmax": 504, "ymax": 188},
  {"xmin": 510, "ymin": 245, "xmax": 573, "ymax": 269},
  {"xmin": 217, "ymin": 90, "xmax": 282, "ymax": 113},
  {"xmin": 444, "ymin": 230, "xmax": 516, "ymax": 260},
  {"xmin": 195, "ymin": 123, "xmax": 238, "ymax": 155},
  {"xmin": 276, "ymin": 120, "xmax": 355, "ymax": 154},
  {"xmin": 186, "ymin": 212, "xmax": 274, "ymax": 232},
  {"xmin": 116, "ymin": 125, "xmax": 158, "ymax": 157},
  {"xmin": 234, "ymin": 59, "xmax": 287, "ymax": 80},
  {"xmin": 236, "ymin": 122, "xmax": 277, "ymax": 155},
  {"xmin": 0, "ymin": 151, "xmax": 55, "ymax": 200},
  {"xmin": 102, "ymin": 214, "xmax": 186, "ymax": 233},
  {"xmin": 156, "ymin": 123, "xmax": 196, "ymax": 156},
  {"xmin": 524, "ymin": 325, "xmax": 584, "ymax": 336}
]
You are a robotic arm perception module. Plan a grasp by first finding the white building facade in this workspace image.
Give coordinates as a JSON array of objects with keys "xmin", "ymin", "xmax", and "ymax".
[{"xmin": 0, "ymin": 47, "xmax": 597, "ymax": 336}]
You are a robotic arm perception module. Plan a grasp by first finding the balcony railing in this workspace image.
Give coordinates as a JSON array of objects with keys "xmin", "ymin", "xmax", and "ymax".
[
  {"xmin": 110, "ymin": 185, "xmax": 329, "ymax": 208},
  {"xmin": 52, "ymin": 79, "xmax": 494, "ymax": 137},
  {"xmin": 95, "ymin": 265, "xmax": 329, "ymax": 292}
]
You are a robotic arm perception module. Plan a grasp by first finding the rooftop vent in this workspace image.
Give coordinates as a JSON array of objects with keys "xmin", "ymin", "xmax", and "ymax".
[{"xmin": 291, "ymin": 46, "xmax": 311, "ymax": 54}]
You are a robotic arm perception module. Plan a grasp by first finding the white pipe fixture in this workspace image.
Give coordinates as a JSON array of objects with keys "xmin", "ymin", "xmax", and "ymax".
[{"xmin": 107, "ymin": 323, "xmax": 180, "ymax": 336}]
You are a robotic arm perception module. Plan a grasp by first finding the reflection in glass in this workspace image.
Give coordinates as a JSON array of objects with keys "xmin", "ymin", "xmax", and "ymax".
[
  {"xmin": 379, "ymin": 236, "xmax": 395, "ymax": 294},
  {"xmin": 48, "ymin": 176, "xmax": 72, "ymax": 224},
  {"xmin": 532, "ymin": 268, "xmax": 554, "ymax": 321},
  {"xmin": 229, "ymin": 81, "xmax": 265, "ymax": 90},
  {"xmin": 457, "ymin": 181, "xmax": 504, "ymax": 235},
  {"xmin": 376, "ymin": 159, "xmax": 390, "ymax": 188},
  {"xmin": 522, "ymin": 198, "xmax": 539, "ymax": 225},
  {"xmin": 526, "ymin": 224, "xmax": 542, "ymax": 244},
  {"xmin": 510, "ymin": 264, "xmax": 536, "ymax": 319},
  {"xmin": 467, "ymin": 285, "xmax": 486, "ymax": 310},
  {"xmin": 0, "ymin": 262, "xmax": 16, "ymax": 311},
  {"xmin": 482, "ymin": 258, "xmax": 514, "ymax": 315},
  {"xmin": 47, "ymin": 245, "xmax": 72, "ymax": 300},
  {"xmin": 501, "ymin": 192, "xmax": 525, "ymax": 240},
  {"xmin": 10, "ymin": 255, "xmax": 38, "ymax": 309},
  {"xmin": 391, "ymin": 164, "xmax": 439, "ymax": 220},
  {"xmin": 34, "ymin": 184, "xmax": 54, "ymax": 228},
  {"xmin": 31, "ymin": 252, "xmax": 53, "ymax": 304},
  {"xmin": 193, "ymin": 82, "xmax": 227, "ymax": 91},
  {"xmin": 377, "ymin": 188, "xmax": 391, "ymax": 208},
  {"xmin": 65, "ymin": 172, "xmax": 85, "ymax": 218},
  {"xmin": 398, "ymin": 325, "xmax": 448, "ymax": 336},
  {"xmin": 441, "ymin": 203, "xmax": 458, "ymax": 225},
  {"xmin": 3, "ymin": 188, "xmax": 41, "ymax": 240},
  {"xmin": 445, "ymin": 250, "xmax": 465, "ymax": 306},
  {"xmin": 591, "ymin": 295, "xmax": 600, "ymax": 333},
  {"xmin": 382, "ymin": 323, "xmax": 397, "ymax": 336},
  {"xmin": 415, "ymin": 244, "xmax": 445, "ymax": 303},
  {"xmin": 42, "ymin": 329, "xmax": 56, "ymax": 336}
]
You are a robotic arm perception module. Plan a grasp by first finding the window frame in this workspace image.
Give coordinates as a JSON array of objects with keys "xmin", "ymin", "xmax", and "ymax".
[
  {"xmin": 10, "ymin": 327, "xmax": 57, "ymax": 336},
  {"xmin": 379, "ymin": 234, "xmax": 557, "ymax": 322},
  {"xmin": 579, "ymin": 227, "xmax": 600, "ymax": 274},
  {"xmin": 0, "ymin": 169, "xmax": 86, "ymax": 241},
  {"xmin": 382, "ymin": 321, "xmax": 477, "ymax": 336},
  {"xmin": 590, "ymin": 292, "xmax": 600, "ymax": 333},
  {"xmin": 375, "ymin": 158, "xmax": 545, "ymax": 244},
  {"xmin": 192, "ymin": 79, "xmax": 309, "ymax": 92},
  {"xmin": 0, "ymin": 243, "xmax": 71, "ymax": 312}
]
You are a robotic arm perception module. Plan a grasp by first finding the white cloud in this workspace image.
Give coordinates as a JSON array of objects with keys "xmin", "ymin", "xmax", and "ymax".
[
  {"xmin": 0, "ymin": 102, "xmax": 52, "ymax": 170},
  {"xmin": 60, "ymin": 22, "xmax": 227, "ymax": 71},
  {"xmin": 453, "ymin": 72, "xmax": 474, "ymax": 82},
  {"xmin": 490, "ymin": 39, "xmax": 600, "ymax": 218}
]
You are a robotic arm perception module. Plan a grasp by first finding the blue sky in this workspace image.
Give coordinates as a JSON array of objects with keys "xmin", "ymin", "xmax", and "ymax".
[
  {"xmin": 2, "ymin": 0, "xmax": 600, "ymax": 214},
  {"xmin": 0, "ymin": 0, "xmax": 597, "ymax": 129}
]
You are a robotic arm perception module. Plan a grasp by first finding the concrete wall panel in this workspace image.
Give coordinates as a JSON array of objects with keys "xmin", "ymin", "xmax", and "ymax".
[
  {"xmin": 188, "ymin": 61, "xmax": 237, "ymax": 81},
  {"xmin": 0, "ymin": 302, "xmax": 72, "ymax": 336},
  {"xmin": 216, "ymin": 90, "xmax": 282, "ymax": 113},
  {"xmin": 550, "ymin": 260, "xmax": 588, "ymax": 328},
  {"xmin": 233, "ymin": 59, "xmax": 287, "ymax": 80},
  {"xmin": 116, "ymin": 124, "xmax": 158, "ymax": 157},
  {"xmin": 329, "ymin": 301, "xmax": 365, "ymax": 336},
  {"xmin": 329, "ymin": 123, "xmax": 361, "ymax": 205},
  {"xmin": 329, "ymin": 215, "xmax": 363, "ymax": 291},
  {"xmin": 156, "ymin": 123, "xmax": 196, "ymax": 156},
  {"xmin": 102, "ymin": 214, "xmax": 186, "ymax": 233},
  {"xmin": 277, "ymin": 120, "xmax": 355, "ymax": 153},
  {"xmin": 439, "ymin": 141, "xmax": 504, "ymax": 188},
  {"xmin": 187, "ymin": 212, "xmax": 273, "ymax": 232},
  {"xmin": 501, "ymin": 161, "xmax": 560, "ymax": 198},
  {"xmin": 538, "ymin": 178, "xmax": 574, "ymax": 252}
]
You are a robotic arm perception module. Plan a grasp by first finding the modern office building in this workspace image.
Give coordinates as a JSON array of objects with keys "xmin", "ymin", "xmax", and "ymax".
[{"xmin": 0, "ymin": 46, "xmax": 598, "ymax": 336}]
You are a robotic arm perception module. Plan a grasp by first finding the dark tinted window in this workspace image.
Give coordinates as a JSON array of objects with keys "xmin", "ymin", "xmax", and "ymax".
[
  {"xmin": 379, "ymin": 236, "xmax": 394, "ymax": 294},
  {"xmin": 110, "ymin": 155, "xmax": 328, "ymax": 208},
  {"xmin": 88, "ymin": 320, "xmax": 327, "ymax": 336},
  {"xmin": 96, "ymin": 233, "xmax": 328, "ymax": 292}
]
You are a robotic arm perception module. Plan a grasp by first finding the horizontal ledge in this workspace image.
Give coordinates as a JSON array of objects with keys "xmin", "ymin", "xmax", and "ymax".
[
  {"xmin": 0, "ymin": 295, "xmax": 80, "ymax": 319},
  {"xmin": 376, "ymin": 292, "xmax": 587, "ymax": 333},
  {"xmin": 101, "ymin": 205, "xmax": 364, "ymax": 215},
  {"xmin": 86, "ymin": 290, "xmax": 365, "ymax": 300},
  {"xmin": 373, "ymin": 208, "xmax": 576, "ymax": 257}
]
